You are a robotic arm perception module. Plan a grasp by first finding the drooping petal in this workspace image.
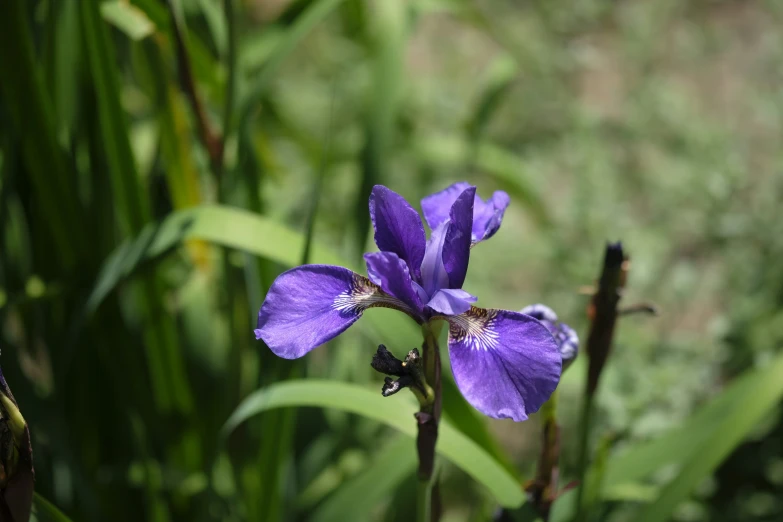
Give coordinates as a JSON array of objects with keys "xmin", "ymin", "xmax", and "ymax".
[
  {"xmin": 471, "ymin": 190, "xmax": 510, "ymax": 243},
  {"xmin": 446, "ymin": 307, "xmax": 561, "ymax": 421},
  {"xmin": 520, "ymin": 303, "xmax": 579, "ymax": 369},
  {"xmin": 421, "ymin": 182, "xmax": 472, "ymax": 230},
  {"xmin": 553, "ymin": 322, "xmax": 579, "ymax": 369},
  {"xmin": 519, "ymin": 303, "xmax": 559, "ymax": 323},
  {"xmin": 255, "ymin": 265, "xmax": 415, "ymax": 359},
  {"xmin": 426, "ymin": 288, "xmax": 477, "ymax": 316},
  {"xmin": 442, "ymin": 186, "xmax": 475, "ymax": 289},
  {"xmin": 365, "ymin": 252, "xmax": 424, "ymax": 317},
  {"xmin": 419, "ymin": 221, "xmax": 450, "ymax": 296},
  {"xmin": 369, "ymin": 186, "xmax": 427, "ymax": 279}
]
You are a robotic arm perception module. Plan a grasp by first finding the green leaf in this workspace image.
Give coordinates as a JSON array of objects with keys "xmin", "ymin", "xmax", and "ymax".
[
  {"xmin": 221, "ymin": 380, "xmax": 525, "ymax": 508},
  {"xmin": 310, "ymin": 435, "xmax": 417, "ymax": 522},
  {"xmin": 633, "ymin": 352, "xmax": 783, "ymax": 522},
  {"xmin": 33, "ymin": 493, "xmax": 74, "ymax": 522},
  {"xmin": 604, "ymin": 355, "xmax": 770, "ymax": 488},
  {"xmin": 81, "ymin": 0, "xmax": 193, "ymax": 415},
  {"xmin": 0, "ymin": 0, "xmax": 86, "ymax": 267},
  {"xmin": 86, "ymin": 205, "xmax": 345, "ymax": 313},
  {"xmin": 101, "ymin": 1, "xmax": 155, "ymax": 41},
  {"xmin": 551, "ymin": 352, "xmax": 783, "ymax": 522}
]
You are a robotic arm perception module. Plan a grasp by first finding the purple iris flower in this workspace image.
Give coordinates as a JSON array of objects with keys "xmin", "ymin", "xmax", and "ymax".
[
  {"xmin": 519, "ymin": 304, "xmax": 579, "ymax": 370},
  {"xmin": 254, "ymin": 183, "xmax": 562, "ymax": 421}
]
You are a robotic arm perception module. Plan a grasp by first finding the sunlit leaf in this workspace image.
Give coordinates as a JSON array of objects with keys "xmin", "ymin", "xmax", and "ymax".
[
  {"xmin": 101, "ymin": 1, "xmax": 155, "ymax": 41},
  {"xmin": 32, "ymin": 493, "xmax": 74, "ymax": 522},
  {"xmin": 221, "ymin": 380, "xmax": 525, "ymax": 508}
]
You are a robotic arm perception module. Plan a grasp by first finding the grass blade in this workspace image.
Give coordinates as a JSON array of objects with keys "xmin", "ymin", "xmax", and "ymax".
[
  {"xmin": 0, "ymin": 0, "xmax": 85, "ymax": 267},
  {"xmin": 80, "ymin": 0, "xmax": 193, "ymax": 415},
  {"xmin": 32, "ymin": 493, "xmax": 74, "ymax": 522},
  {"xmin": 634, "ymin": 352, "xmax": 783, "ymax": 522}
]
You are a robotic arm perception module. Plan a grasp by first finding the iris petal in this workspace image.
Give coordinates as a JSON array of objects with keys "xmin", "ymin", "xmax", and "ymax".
[
  {"xmin": 369, "ymin": 186, "xmax": 427, "ymax": 279},
  {"xmin": 421, "ymin": 182, "xmax": 472, "ymax": 231},
  {"xmin": 420, "ymin": 222, "xmax": 450, "ymax": 297},
  {"xmin": 365, "ymin": 252, "xmax": 424, "ymax": 318},
  {"xmin": 471, "ymin": 191, "xmax": 510, "ymax": 243},
  {"xmin": 442, "ymin": 186, "xmax": 475, "ymax": 289},
  {"xmin": 421, "ymin": 182, "xmax": 510, "ymax": 244},
  {"xmin": 446, "ymin": 307, "xmax": 561, "ymax": 421},
  {"xmin": 255, "ymin": 265, "xmax": 416, "ymax": 359},
  {"xmin": 520, "ymin": 303, "xmax": 579, "ymax": 368},
  {"xmin": 427, "ymin": 288, "xmax": 477, "ymax": 316}
]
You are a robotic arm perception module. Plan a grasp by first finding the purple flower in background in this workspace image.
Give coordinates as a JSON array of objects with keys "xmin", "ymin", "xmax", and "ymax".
[
  {"xmin": 520, "ymin": 304, "xmax": 579, "ymax": 370},
  {"xmin": 255, "ymin": 183, "xmax": 562, "ymax": 421}
]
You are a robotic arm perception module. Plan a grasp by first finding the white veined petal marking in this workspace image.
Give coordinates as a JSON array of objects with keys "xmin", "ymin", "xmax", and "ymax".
[
  {"xmin": 448, "ymin": 307, "xmax": 500, "ymax": 351},
  {"xmin": 331, "ymin": 274, "xmax": 419, "ymax": 319}
]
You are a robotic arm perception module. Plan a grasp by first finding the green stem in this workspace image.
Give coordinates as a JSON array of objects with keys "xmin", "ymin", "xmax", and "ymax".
[
  {"xmin": 572, "ymin": 388, "xmax": 595, "ymax": 522},
  {"xmin": 417, "ymin": 478, "xmax": 432, "ymax": 522},
  {"xmin": 417, "ymin": 322, "xmax": 443, "ymax": 521}
]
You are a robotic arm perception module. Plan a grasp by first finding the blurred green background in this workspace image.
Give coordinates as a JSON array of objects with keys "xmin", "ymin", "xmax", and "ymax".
[{"xmin": 1, "ymin": 0, "xmax": 783, "ymax": 521}]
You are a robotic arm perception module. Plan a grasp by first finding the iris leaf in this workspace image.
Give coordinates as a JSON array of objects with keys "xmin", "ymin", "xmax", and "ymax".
[
  {"xmin": 101, "ymin": 1, "xmax": 156, "ymax": 41},
  {"xmin": 221, "ymin": 380, "xmax": 525, "ymax": 508},
  {"xmin": 550, "ymin": 351, "xmax": 783, "ymax": 522},
  {"xmin": 632, "ymin": 352, "xmax": 783, "ymax": 522},
  {"xmin": 33, "ymin": 493, "xmax": 74, "ymax": 522}
]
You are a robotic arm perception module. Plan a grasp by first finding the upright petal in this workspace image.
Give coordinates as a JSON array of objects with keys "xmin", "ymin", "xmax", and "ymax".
[
  {"xmin": 421, "ymin": 182, "xmax": 472, "ymax": 230},
  {"xmin": 365, "ymin": 252, "xmax": 424, "ymax": 318},
  {"xmin": 369, "ymin": 186, "xmax": 427, "ymax": 279},
  {"xmin": 472, "ymin": 191, "xmax": 510, "ymax": 243},
  {"xmin": 446, "ymin": 307, "xmax": 561, "ymax": 421},
  {"xmin": 442, "ymin": 186, "xmax": 475, "ymax": 289},
  {"xmin": 419, "ymin": 221, "xmax": 450, "ymax": 296},
  {"xmin": 255, "ymin": 265, "xmax": 415, "ymax": 359}
]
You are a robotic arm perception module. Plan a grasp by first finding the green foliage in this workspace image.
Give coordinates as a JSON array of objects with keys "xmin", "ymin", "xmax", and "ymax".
[{"xmin": 1, "ymin": 0, "xmax": 782, "ymax": 520}]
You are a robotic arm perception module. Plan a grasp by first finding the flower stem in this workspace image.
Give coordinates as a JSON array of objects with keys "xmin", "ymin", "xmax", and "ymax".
[
  {"xmin": 572, "ymin": 389, "xmax": 594, "ymax": 522},
  {"xmin": 417, "ymin": 478, "xmax": 432, "ymax": 522},
  {"xmin": 528, "ymin": 389, "xmax": 560, "ymax": 520},
  {"xmin": 417, "ymin": 321, "xmax": 443, "ymax": 521}
]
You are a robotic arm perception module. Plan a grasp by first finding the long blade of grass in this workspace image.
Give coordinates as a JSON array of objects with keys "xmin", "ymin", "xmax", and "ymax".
[
  {"xmin": 633, "ymin": 352, "xmax": 783, "ymax": 522},
  {"xmin": 0, "ymin": 0, "xmax": 86, "ymax": 268},
  {"xmin": 79, "ymin": 0, "xmax": 193, "ymax": 415},
  {"xmin": 221, "ymin": 380, "xmax": 525, "ymax": 508},
  {"xmin": 32, "ymin": 493, "xmax": 74, "ymax": 522},
  {"xmin": 551, "ymin": 351, "xmax": 783, "ymax": 522}
]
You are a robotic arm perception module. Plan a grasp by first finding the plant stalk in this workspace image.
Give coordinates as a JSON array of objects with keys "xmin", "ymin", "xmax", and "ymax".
[
  {"xmin": 417, "ymin": 321, "xmax": 443, "ymax": 522},
  {"xmin": 572, "ymin": 243, "xmax": 626, "ymax": 522}
]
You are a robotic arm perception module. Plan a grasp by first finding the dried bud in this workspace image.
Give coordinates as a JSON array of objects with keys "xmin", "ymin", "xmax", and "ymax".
[
  {"xmin": 371, "ymin": 345, "xmax": 405, "ymax": 376},
  {"xmin": 370, "ymin": 346, "xmax": 433, "ymax": 407},
  {"xmin": 0, "ymin": 366, "xmax": 33, "ymax": 522}
]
